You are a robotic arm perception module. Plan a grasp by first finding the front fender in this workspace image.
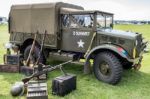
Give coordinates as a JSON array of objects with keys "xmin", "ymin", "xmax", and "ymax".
[{"xmin": 85, "ymin": 44, "xmax": 130, "ymax": 61}]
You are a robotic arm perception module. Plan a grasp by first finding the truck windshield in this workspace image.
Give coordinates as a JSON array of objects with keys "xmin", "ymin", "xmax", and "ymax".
[{"xmin": 97, "ymin": 14, "xmax": 113, "ymax": 29}]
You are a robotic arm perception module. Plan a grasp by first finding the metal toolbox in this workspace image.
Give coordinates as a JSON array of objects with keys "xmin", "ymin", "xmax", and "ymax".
[
  {"xmin": 27, "ymin": 81, "xmax": 48, "ymax": 99},
  {"xmin": 52, "ymin": 74, "xmax": 76, "ymax": 96}
]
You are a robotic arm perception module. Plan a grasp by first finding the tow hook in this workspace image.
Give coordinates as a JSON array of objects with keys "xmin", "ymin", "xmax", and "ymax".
[
  {"xmin": 133, "ymin": 64, "xmax": 141, "ymax": 70},
  {"xmin": 133, "ymin": 56, "xmax": 143, "ymax": 70}
]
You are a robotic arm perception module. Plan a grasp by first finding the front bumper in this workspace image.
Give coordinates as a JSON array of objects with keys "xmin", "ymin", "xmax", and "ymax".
[
  {"xmin": 126, "ymin": 55, "xmax": 143, "ymax": 70},
  {"xmin": 127, "ymin": 41, "xmax": 147, "ymax": 66},
  {"xmin": 127, "ymin": 56, "xmax": 143, "ymax": 65}
]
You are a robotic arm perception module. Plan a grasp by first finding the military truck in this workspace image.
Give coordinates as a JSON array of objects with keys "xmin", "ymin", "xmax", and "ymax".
[{"xmin": 8, "ymin": 2, "xmax": 147, "ymax": 84}]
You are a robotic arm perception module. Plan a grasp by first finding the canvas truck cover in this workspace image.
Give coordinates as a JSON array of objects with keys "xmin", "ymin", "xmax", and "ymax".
[{"xmin": 9, "ymin": 2, "xmax": 83, "ymax": 34}]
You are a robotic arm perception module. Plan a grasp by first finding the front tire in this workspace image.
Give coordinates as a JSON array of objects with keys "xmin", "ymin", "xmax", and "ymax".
[{"xmin": 93, "ymin": 52, "xmax": 123, "ymax": 85}]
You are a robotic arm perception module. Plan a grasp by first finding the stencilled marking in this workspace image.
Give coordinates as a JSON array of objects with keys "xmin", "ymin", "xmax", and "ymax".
[
  {"xmin": 73, "ymin": 31, "xmax": 90, "ymax": 36},
  {"xmin": 77, "ymin": 39, "xmax": 85, "ymax": 48}
]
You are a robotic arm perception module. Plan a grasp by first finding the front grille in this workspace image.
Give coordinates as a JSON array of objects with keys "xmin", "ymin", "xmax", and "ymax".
[
  {"xmin": 101, "ymin": 35, "xmax": 108, "ymax": 41},
  {"xmin": 136, "ymin": 34, "xmax": 143, "ymax": 57},
  {"xmin": 118, "ymin": 39, "xmax": 125, "ymax": 45},
  {"xmin": 109, "ymin": 37, "xmax": 117, "ymax": 43}
]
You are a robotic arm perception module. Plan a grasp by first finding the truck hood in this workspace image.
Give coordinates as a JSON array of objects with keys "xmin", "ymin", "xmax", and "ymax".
[{"xmin": 98, "ymin": 29, "xmax": 138, "ymax": 40}]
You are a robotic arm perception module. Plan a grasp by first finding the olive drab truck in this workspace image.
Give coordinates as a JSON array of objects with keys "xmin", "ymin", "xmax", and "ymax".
[{"xmin": 8, "ymin": 2, "xmax": 147, "ymax": 84}]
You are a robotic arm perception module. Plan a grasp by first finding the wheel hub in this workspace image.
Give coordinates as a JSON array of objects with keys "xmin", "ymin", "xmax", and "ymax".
[{"xmin": 99, "ymin": 62, "xmax": 111, "ymax": 76}]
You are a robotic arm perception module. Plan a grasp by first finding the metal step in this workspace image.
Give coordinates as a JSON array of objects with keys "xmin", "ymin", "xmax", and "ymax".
[
  {"xmin": 49, "ymin": 52, "xmax": 77, "ymax": 61},
  {"xmin": 71, "ymin": 61, "xmax": 84, "ymax": 65}
]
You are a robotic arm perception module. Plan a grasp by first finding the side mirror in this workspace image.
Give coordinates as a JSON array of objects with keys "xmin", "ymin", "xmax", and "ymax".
[
  {"xmin": 4, "ymin": 43, "xmax": 12, "ymax": 49},
  {"xmin": 110, "ymin": 23, "xmax": 113, "ymax": 29}
]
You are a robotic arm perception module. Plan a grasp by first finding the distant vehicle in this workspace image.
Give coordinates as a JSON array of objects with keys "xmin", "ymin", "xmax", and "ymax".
[
  {"xmin": 0, "ymin": 17, "xmax": 7, "ymax": 24},
  {"xmin": 8, "ymin": 2, "xmax": 147, "ymax": 84}
]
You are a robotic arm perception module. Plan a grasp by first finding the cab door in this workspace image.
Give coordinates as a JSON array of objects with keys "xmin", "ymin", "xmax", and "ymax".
[{"xmin": 61, "ymin": 14, "xmax": 95, "ymax": 53}]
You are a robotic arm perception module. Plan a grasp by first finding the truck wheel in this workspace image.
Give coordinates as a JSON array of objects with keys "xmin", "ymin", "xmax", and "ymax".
[
  {"xmin": 24, "ymin": 45, "xmax": 45, "ymax": 66},
  {"xmin": 93, "ymin": 52, "xmax": 123, "ymax": 85}
]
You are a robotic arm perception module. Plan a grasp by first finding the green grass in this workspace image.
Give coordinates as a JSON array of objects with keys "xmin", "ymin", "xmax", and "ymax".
[
  {"xmin": 0, "ymin": 25, "xmax": 9, "ymax": 63},
  {"xmin": 0, "ymin": 24, "xmax": 150, "ymax": 99}
]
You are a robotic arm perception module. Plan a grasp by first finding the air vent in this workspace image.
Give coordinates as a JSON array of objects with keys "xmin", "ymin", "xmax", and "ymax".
[
  {"xmin": 101, "ymin": 35, "xmax": 108, "ymax": 41},
  {"xmin": 109, "ymin": 37, "xmax": 116, "ymax": 43},
  {"xmin": 118, "ymin": 39, "xmax": 125, "ymax": 45}
]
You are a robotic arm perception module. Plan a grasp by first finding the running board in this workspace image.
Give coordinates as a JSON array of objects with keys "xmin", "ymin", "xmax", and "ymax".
[
  {"xmin": 49, "ymin": 52, "xmax": 77, "ymax": 61},
  {"xmin": 71, "ymin": 61, "xmax": 84, "ymax": 65}
]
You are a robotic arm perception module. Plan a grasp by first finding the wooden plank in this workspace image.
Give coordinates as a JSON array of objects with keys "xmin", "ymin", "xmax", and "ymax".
[{"xmin": 0, "ymin": 64, "xmax": 19, "ymax": 73}]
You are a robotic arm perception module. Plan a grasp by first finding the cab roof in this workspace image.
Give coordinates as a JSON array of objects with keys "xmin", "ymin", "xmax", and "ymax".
[{"xmin": 60, "ymin": 8, "xmax": 113, "ymax": 15}]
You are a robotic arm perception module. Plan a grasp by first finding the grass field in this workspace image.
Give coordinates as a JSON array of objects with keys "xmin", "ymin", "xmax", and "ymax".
[{"xmin": 0, "ymin": 24, "xmax": 150, "ymax": 99}]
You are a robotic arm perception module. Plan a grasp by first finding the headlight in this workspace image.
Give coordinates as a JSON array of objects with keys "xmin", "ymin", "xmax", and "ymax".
[
  {"xmin": 135, "ymin": 40, "xmax": 138, "ymax": 46},
  {"xmin": 133, "ymin": 47, "xmax": 136, "ymax": 58}
]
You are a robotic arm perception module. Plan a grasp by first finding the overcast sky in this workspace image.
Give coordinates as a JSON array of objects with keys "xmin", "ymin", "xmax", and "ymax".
[{"xmin": 0, "ymin": 0, "xmax": 150, "ymax": 20}]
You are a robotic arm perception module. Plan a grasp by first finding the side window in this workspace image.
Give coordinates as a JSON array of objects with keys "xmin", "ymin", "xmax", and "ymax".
[
  {"xmin": 70, "ymin": 15, "xmax": 93, "ymax": 28},
  {"xmin": 70, "ymin": 15, "xmax": 79, "ymax": 28},
  {"xmin": 84, "ymin": 15, "xmax": 93, "ymax": 27},
  {"xmin": 106, "ymin": 16, "xmax": 113, "ymax": 28},
  {"xmin": 62, "ymin": 14, "xmax": 69, "ymax": 27},
  {"xmin": 61, "ymin": 14, "xmax": 94, "ymax": 28}
]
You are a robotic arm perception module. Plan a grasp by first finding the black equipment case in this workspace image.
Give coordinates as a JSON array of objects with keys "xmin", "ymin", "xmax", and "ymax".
[
  {"xmin": 4, "ymin": 54, "xmax": 21, "ymax": 65},
  {"xmin": 52, "ymin": 74, "xmax": 76, "ymax": 96},
  {"xmin": 0, "ymin": 54, "xmax": 22, "ymax": 73}
]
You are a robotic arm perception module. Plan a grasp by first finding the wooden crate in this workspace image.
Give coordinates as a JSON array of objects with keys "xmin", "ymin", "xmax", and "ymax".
[
  {"xmin": 27, "ymin": 81, "xmax": 48, "ymax": 99},
  {"xmin": 0, "ymin": 64, "xmax": 19, "ymax": 73}
]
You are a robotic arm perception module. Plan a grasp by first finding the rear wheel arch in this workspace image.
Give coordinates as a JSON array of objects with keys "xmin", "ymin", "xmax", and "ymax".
[
  {"xmin": 20, "ymin": 39, "xmax": 40, "ymax": 53},
  {"xmin": 21, "ymin": 38, "xmax": 48, "ymax": 64},
  {"xmin": 24, "ymin": 45, "xmax": 46, "ymax": 64}
]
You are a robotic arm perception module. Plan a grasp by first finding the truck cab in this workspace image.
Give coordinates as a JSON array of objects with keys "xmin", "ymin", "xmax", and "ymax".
[{"xmin": 60, "ymin": 8, "xmax": 114, "ymax": 53}]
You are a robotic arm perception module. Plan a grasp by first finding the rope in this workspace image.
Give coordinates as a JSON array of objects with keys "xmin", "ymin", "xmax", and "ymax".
[
  {"xmin": 84, "ymin": 32, "xmax": 96, "ymax": 58},
  {"xmin": 26, "ymin": 32, "xmax": 38, "ymax": 66}
]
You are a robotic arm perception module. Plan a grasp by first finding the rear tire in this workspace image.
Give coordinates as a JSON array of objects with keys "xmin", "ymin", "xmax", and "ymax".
[
  {"xmin": 24, "ymin": 45, "xmax": 45, "ymax": 65},
  {"xmin": 22, "ymin": 45, "xmax": 45, "ymax": 76},
  {"xmin": 93, "ymin": 52, "xmax": 123, "ymax": 85}
]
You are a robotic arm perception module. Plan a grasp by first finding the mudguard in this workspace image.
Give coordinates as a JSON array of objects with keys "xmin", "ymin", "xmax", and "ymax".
[
  {"xmin": 84, "ymin": 44, "xmax": 131, "ymax": 74},
  {"xmin": 85, "ymin": 44, "xmax": 131, "ymax": 62},
  {"xmin": 83, "ymin": 44, "xmax": 131, "ymax": 74}
]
